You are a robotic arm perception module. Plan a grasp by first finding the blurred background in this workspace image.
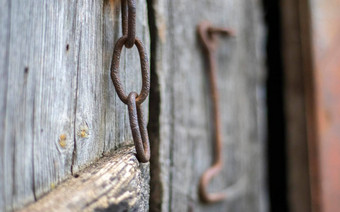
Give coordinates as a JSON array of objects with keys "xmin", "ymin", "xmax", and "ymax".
[{"xmin": 265, "ymin": 0, "xmax": 340, "ymax": 212}]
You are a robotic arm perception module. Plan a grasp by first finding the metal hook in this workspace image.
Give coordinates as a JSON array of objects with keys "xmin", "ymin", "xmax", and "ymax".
[{"xmin": 197, "ymin": 21, "xmax": 234, "ymax": 203}]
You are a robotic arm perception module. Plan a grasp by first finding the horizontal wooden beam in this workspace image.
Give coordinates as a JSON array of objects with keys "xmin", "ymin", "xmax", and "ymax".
[{"xmin": 17, "ymin": 146, "xmax": 150, "ymax": 212}]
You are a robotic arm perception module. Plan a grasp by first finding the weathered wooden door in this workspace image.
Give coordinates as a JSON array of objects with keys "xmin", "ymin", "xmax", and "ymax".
[{"xmin": 0, "ymin": 0, "xmax": 266, "ymax": 211}]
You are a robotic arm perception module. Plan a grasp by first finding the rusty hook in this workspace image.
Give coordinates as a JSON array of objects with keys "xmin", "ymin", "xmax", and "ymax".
[{"xmin": 197, "ymin": 21, "xmax": 234, "ymax": 203}]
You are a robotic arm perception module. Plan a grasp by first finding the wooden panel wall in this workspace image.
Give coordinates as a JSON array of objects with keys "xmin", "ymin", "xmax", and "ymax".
[
  {"xmin": 0, "ymin": 0, "xmax": 149, "ymax": 211},
  {"xmin": 0, "ymin": 0, "xmax": 267, "ymax": 211},
  {"xmin": 148, "ymin": 0, "xmax": 267, "ymax": 211}
]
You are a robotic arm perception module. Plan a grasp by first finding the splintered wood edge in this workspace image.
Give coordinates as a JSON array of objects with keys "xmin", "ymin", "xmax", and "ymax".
[{"xmin": 17, "ymin": 146, "xmax": 150, "ymax": 212}]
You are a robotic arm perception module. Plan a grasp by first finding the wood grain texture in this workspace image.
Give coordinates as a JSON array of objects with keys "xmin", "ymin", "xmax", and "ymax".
[
  {"xmin": 148, "ymin": 0, "xmax": 267, "ymax": 211},
  {"xmin": 0, "ymin": 0, "xmax": 149, "ymax": 210},
  {"xmin": 17, "ymin": 146, "xmax": 150, "ymax": 212}
]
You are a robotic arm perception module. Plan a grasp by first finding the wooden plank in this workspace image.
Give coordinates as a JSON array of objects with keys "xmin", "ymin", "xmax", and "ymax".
[
  {"xmin": 308, "ymin": 0, "xmax": 340, "ymax": 211},
  {"xmin": 0, "ymin": 0, "xmax": 149, "ymax": 210},
  {"xmin": 281, "ymin": 0, "xmax": 313, "ymax": 211},
  {"xmin": 0, "ymin": 0, "xmax": 10, "ymax": 210},
  {"xmin": 148, "ymin": 0, "xmax": 267, "ymax": 211},
  {"xmin": 17, "ymin": 146, "xmax": 150, "ymax": 212}
]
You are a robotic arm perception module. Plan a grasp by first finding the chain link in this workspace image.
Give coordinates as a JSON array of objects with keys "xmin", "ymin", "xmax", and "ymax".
[
  {"xmin": 111, "ymin": 0, "xmax": 150, "ymax": 163},
  {"xmin": 121, "ymin": 0, "xmax": 136, "ymax": 48},
  {"xmin": 127, "ymin": 92, "xmax": 150, "ymax": 162},
  {"xmin": 111, "ymin": 36, "xmax": 150, "ymax": 105}
]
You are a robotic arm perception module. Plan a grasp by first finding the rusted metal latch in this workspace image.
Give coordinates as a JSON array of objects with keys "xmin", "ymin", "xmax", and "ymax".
[
  {"xmin": 197, "ymin": 21, "xmax": 234, "ymax": 203},
  {"xmin": 110, "ymin": 0, "xmax": 150, "ymax": 163}
]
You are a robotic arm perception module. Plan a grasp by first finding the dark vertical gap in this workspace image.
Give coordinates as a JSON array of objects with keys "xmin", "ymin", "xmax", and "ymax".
[
  {"xmin": 263, "ymin": 0, "xmax": 289, "ymax": 211},
  {"xmin": 32, "ymin": 96, "xmax": 37, "ymax": 201},
  {"xmin": 101, "ymin": 1, "xmax": 106, "ymax": 156},
  {"xmin": 146, "ymin": 0, "xmax": 162, "ymax": 212},
  {"xmin": 71, "ymin": 29, "xmax": 82, "ymax": 176}
]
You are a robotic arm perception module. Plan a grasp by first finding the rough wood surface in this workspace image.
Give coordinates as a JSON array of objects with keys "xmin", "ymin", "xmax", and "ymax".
[
  {"xmin": 17, "ymin": 146, "xmax": 150, "ymax": 212},
  {"xmin": 148, "ymin": 0, "xmax": 267, "ymax": 211},
  {"xmin": 0, "ymin": 0, "xmax": 149, "ymax": 210}
]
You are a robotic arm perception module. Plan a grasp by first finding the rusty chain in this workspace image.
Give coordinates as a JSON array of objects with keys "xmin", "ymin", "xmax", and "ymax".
[
  {"xmin": 197, "ymin": 21, "xmax": 234, "ymax": 203},
  {"xmin": 121, "ymin": 0, "xmax": 136, "ymax": 48},
  {"xmin": 111, "ymin": 0, "xmax": 150, "ymax": 163}
]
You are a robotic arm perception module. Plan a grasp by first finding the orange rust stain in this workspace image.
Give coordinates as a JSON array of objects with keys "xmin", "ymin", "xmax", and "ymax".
[
  {"xmin": 110, "ymin": 0, "xmax": 119, "ymax": 11},
  {"xmin": 104, "ymin": 0, "xmax": 119, "ymax": 12},
  {"xmin": 80, "ymin": 130, "xmax": 87, "ymax": 138},
  {"xmin": 59, "ymin": 134, "xmax": 67, "ymax": 148}
]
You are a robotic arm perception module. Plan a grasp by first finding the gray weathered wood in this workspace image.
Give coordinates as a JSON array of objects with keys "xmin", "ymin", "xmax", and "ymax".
[
  {"xmin": 148, "ymin": 0, "xmax": 267, "ymax": 211},
  {"xmin": 2, "ymin": 0, "xmax": 267, "ymax": 211},
  {"xmin": 18, "ymin": 146, "xmax": 150, "ymax": 212},
  {"xmin": 0, "ymin": 0, "xmax": 149, "ymax": 210}
]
